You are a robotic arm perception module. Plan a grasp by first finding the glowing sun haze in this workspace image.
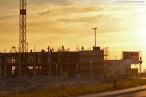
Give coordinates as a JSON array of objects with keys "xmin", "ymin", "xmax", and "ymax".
[{"xmin": 0, "ymin": 0, "xmax": 146, "ymax": 68}]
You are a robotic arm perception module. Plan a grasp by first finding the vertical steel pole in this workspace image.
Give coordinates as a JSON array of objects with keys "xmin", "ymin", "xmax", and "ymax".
[{"xmin": 92, "ymin": 28, "xmax": 97, "ymax": 47}]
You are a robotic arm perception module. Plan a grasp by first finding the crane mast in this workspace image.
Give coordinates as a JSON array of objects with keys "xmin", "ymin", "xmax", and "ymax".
[{"xmin": 19, "ymin": 0, "xmax": 27, "ymax": 52}]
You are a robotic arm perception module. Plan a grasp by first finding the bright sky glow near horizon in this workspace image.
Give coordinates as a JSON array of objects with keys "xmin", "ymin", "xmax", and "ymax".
[{"xmin": 0, "ymin": 0, "xmax": 146, "ymax": 69}]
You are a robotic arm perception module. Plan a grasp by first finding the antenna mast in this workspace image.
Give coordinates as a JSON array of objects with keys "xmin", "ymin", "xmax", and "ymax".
[{"xmin": 19, "ymin": 0, "xmax": 27, "ymax": 52}]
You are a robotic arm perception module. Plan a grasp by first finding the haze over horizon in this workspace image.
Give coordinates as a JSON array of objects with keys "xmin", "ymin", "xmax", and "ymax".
[{"xmin": 0, "ymin": 0, "xmax": 146, "ymax": 69}]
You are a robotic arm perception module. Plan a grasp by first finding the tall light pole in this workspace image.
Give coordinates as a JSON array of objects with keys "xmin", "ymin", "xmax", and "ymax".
[{"xmin": 92, "ymin": 28, "xmax": 97, "ymax": 47}]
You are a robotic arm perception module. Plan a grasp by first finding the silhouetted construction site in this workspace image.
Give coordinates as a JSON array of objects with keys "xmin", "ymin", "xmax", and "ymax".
[
  {"xmin": 0, "ymin": 47, "xmax": 104, "ymax": 78},
  {"xmin": 0, "ymin": 0, "xmax": 143, "ymax": 79}
]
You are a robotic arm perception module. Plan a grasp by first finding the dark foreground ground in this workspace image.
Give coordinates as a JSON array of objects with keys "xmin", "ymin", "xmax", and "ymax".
[
  {"xmin": 1, "ymin": 76, "xmax": 146, "ymax": 97},
  {"xmin": 0, "ymin": 76, "xmax": 101, "ymax": 96}
]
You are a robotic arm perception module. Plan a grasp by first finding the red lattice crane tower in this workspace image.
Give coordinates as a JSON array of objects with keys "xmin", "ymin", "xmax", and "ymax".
[{"xmin": 19, "ymin": 0, "xmax": 27, "ymax": 52}]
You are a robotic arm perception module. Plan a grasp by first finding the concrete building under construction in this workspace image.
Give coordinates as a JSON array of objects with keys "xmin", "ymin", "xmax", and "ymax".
[{"xmin": 0, "ymin": 47, "xmax": 104, "ymax": 78}]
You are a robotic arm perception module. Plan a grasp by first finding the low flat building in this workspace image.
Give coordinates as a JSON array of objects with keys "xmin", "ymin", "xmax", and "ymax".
[
  {"xmin": 104, "ymin": 51, "xmax": 141, "ymax": 77},
  {"xmin": 104, "ymin": 59, "xmax": 132, "ymax": 76}
]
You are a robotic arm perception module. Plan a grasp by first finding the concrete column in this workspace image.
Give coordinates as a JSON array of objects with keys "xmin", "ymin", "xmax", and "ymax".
[
  {"xmin": 90, "ymin": 61, "xmax": 93, "ymax": 78},
  {"xmin": 4, "ymin": 58, "xmax": 7, "ymax": 78},
  {"xmin": 76, "ymin": 64, "xmax": 80, "ymax": 78},
  {"xmin": 56, "ymin": 64, "xmax": 58, "ymax": 77},
  {"xmin": 49, "ymin": 64, "xmax": 51, "ymax": 76},
  {"xmin": 60, "ymin": 64, "xmax": 62, "ymax": 76},
  {"xmin": 140, "ymin": 63, "xmax": 142, "ymax": 73},
  {"xmin": 33, "ymin": 65, "xmax": 36, "ymax": 76},
  {"xmin": 18, "ymin": 65, "xmax": 21, "ymax": 76},
  {"xmin": 18, "ymin": 54, "xmax": 21, "ymax": 76},
  {"xmin": 0, "ymin": 66, "xmax": 1, "ymax": 76},
  {"xmin": 76, "ymin": 64, "xmax": 78, "ymax": 74},
  {"xmin": 5, "ymin": 65, "xmax": 7, "ymax": 78}
]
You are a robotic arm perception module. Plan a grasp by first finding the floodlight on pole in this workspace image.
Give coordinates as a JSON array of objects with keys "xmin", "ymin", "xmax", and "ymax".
[{"xmin": 92, "ymin": 28, "xmax": 97, "ymax": 47}]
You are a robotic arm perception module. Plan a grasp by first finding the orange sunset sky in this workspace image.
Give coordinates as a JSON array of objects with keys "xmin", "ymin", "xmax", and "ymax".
[{"xmin": 0, "ymin": 0, "xmax": 146, "ymax": 69}]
